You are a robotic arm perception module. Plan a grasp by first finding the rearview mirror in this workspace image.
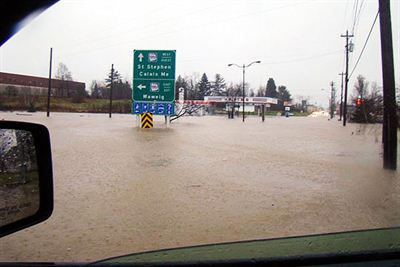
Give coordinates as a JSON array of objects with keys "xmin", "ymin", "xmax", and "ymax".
[{"xmin": 0, "ymin": 121, "xmax": 53, "ymax": 237}]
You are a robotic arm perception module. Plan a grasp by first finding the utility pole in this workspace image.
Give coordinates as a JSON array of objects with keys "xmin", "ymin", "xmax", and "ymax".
[
  {"xmin": 46, "ymin": 48, "xmax": 53, "ymax": 117},
  {"xmin": 341, "ymin": 30, "xmax": 353, "ymax": 126},
  {"xmin": 109, "ymin": 64, "xmax": 114, "ymax": 118},
  {"xmin": 330, "ymin": 81, "xmax": 336, "ymax": 119},
  {"xmin": 338, "ymin": 72, "xmax": 345, "ymax": 121},
  {"xmin": 242, "ymin": 64, "xmax": 245, "ymax": 122},
  {"xmin": 379, "ymin": 0, "xmax": 397, "ymax": 170}
]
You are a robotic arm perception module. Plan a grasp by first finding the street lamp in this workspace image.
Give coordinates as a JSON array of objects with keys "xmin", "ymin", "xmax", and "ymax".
[
  {"xmin": 228, "ymin": 61, "xmax": 261, "ymax": 122},
  {"xmin": 321, "ymin": 87, "xmax": 335, "ymax": 119}
]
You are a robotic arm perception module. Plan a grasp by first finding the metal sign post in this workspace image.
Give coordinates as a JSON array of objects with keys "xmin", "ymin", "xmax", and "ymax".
[
  {"xmin": 166, "ymin": 116, "xmax": 171, "ymax": 128},
  {"xmin": 262, "ymin": 104, "xmax": 265, "ymax": 122},
  {"xmin": 135, "ymin": 115, "xmax": 140, "ymax": 127}
]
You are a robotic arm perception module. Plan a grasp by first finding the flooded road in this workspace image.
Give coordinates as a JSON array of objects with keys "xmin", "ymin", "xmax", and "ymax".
[{"xmin": 1, "ymin": 112, "xmax": 399, "ymax": 262}]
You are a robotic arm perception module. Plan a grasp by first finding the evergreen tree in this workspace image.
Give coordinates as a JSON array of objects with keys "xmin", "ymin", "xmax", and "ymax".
[
  {"xmin": 197, "ymin": 73, "xmax": 211, "ymax": 99},
  {"xmin": 103, "ymin": 68, "xmax": 128, "ymax": 99},
  {"xmin": 277, "ymin": 85, "xmax": 291, "ymax": 102},
  {"xmin": 275, "ymin": 85, "xmax": 292, "ymax": 110},
  {"xmin": 210, "ymin": 74, "xmax": 226, "ymax": 96},
  {"xmin": 265, "ymin": 78, "xmax": 277, "ymax": 98},
  {"xmin": 105, "ymin": 68, "xmax": 121, "ymax": 88}
]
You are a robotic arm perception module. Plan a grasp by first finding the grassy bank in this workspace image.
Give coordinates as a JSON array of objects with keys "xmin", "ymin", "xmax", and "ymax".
[
  {"xmin": 0, "ymin": 96, "xmax": 131, "ymax": 113},
  {"xmin": 0, "ymin": 96, "xmax": 312, "ymax": 116}
]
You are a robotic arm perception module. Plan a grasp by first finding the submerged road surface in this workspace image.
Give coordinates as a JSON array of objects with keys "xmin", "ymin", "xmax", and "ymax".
[{"xmin": 1, "ymin": 112, "xmax": 399, "ymax": 262}]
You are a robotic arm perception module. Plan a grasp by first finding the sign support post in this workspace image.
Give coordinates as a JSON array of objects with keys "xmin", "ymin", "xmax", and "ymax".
[
  {"xmin": 262, "ymin": 104, "xmax": 265, "ymax": 122},
  {"xmin": 135, "ymin": 115, "xmax": 140, "ymax": 127}
]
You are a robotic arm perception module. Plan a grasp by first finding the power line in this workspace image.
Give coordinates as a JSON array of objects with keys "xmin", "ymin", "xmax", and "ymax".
[
  {"xmin": 57, "ymin": 2, "xmax": 227, "ymax": 51},
  {"xmin": 262, "ymin": 50, "xmax": 342, "ymax": 65},
  {"xmin": 351, "ymin": 0, "xmax": 359, "ymax": 34},
  {"xmin": 63, "ymin": 3, "xmax": 172, "ymax": 49},
  {"xmin": 341, "ymin": 0, "xmax": 350, "ymax": 32},
  {"xmin": 354, "ymin": 0, "xmax": 366, "ymax": 35},
  {"xmin": 178, "ymin": 49, "xmax": 342, "ymax": 65},
  {"xmin": 349, "ymin": 10, "xmax": 379, "ymax": 79},
  {"xmin": 349, "ymin": 0, "xmax": 366, "ymax": 67},
  {"xmin": 61, "ymin": 2, "xmax": 304, "ymax": 58},
  {"xmin": 347, "ymin": 0, "xmax": 359, "ymax": 67}
]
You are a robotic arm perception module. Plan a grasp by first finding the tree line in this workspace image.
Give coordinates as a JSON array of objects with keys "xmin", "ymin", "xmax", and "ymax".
[
  {"xmin": 57, "ymin": 63, "xmax": 293, "ymax": 108},
  {"xmin": 175, "ymin": 73, "xmax": 292, "ymax": 110},
  {"xmin": 52, "ymin": 63, "xmax": 400, "ymax": 125}
]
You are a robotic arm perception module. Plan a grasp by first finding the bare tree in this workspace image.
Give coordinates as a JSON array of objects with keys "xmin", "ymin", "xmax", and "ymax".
[
  {"xmin": 350, "ymin": 76, "xmax": 383, "ymax": 123},
  {"xmin": 170, "ymin": 102, "xmax": 203, "ymax": 122},
  {"xmin": 55, "ymin": 62, "xmax": 73, "ymax": 97},
  {"xmin": 352, "ymin": 75, "xmax": 368, "ymax": 99},
  {"xmin": 256, "ymin": 86, "xmax": 265, "ymax": 97},
  {"xmin": 226, "ymin": 82, "xmax": 242, "ymax": 98},
  {"xmin": 183, "ymin": 73, "xmax": 200, "ymax": 100},
  {"xmin": 249, "ymin": 88, "xmax": 255, "ymax": 97}
]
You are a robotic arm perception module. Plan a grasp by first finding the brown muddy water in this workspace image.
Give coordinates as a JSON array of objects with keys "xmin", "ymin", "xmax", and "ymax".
[{"xmin": 0, "ymin": 112, "xmax": 399, "ymax": 262}]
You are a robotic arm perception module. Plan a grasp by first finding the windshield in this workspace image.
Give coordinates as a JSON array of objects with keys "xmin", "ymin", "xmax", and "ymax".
[{"xmin": 0, "ymin": 0, "xmax": 399, "ymax": 263}]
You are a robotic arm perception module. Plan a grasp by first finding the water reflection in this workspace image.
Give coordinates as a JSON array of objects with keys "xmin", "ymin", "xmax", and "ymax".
[{"xmin": 0, "ymin": 129, "xmax": 39, "ymax": 226}]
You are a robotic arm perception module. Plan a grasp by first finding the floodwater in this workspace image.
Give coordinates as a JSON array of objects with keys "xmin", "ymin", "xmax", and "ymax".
[{"xmin": 0, "ymin": 112, "xmax": 399, "ymax": 262}]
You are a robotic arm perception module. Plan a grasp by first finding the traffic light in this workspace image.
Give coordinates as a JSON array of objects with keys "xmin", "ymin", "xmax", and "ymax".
[{"xmin": 356, "ymin": 97, "xmax": 363, "ymax": 107}]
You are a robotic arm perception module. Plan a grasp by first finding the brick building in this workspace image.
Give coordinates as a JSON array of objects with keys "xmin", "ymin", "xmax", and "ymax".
[{"xmin": 0, "ymin": 72, "xmax": 86, "ymax": 97}]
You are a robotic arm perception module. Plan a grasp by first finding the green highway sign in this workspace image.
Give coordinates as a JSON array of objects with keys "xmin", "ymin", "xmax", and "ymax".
[{"xmin": 133, "ymin": 50, "xmax": 176, "ymax": 104}]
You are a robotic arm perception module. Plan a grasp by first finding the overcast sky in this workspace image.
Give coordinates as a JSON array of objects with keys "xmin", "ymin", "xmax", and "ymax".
[{"xmin": 0, "ymin": 0, "xmax": 399, "ymax": 107}]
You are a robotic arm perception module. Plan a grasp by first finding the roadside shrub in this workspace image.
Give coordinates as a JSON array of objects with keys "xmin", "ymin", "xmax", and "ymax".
[
  {"xmin": 71, "ymin": 95, "xmax": 86, "ymax": 104},
  {"xmin": 0, "ymin": 96, "xmax": 4, "ymax": 110},
  {"xmin": 5, "ymin": 86, "xmax": 18, "ymax": 97},
  {"xmin": 112, "ymin": 101, "xmax": 131, "ymax": 113},
  {"xmin": 27, "ymin": 102, "xmax": 36, "ymax": 112}
]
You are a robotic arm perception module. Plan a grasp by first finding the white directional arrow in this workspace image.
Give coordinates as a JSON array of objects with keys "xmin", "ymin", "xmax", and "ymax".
[
  {"xmin": 137, "ymin": 84, "xmax": 146, "ymax": 90},
  {"xmin": 138, "ymin": 53, "xmax": 144, "ymax": 62}
]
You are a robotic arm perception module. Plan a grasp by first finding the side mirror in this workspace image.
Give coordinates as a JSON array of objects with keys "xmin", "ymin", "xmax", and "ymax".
[{"xmin": 0, "ymin": 121, "xmax": 53, "ymax": 237}]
